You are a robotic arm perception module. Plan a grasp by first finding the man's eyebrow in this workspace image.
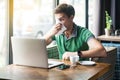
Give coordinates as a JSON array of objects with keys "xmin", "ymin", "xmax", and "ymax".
[{"xmin": 58, "ymin": 16, "xmax": 65, "ymax": 20}]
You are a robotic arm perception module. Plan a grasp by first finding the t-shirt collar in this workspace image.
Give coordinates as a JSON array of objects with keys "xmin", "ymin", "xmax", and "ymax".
[{"xmin": 65, "ymin": 23, "xmax": 77, "ymax": 40}]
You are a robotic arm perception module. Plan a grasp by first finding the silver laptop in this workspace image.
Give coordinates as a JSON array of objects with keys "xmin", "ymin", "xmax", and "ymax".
[{"xmin": 11, "ymin": 37, "xmax": 63, "ymax": 68}]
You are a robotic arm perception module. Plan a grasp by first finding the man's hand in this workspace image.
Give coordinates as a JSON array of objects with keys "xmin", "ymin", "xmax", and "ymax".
[
  {"xmin": 49, "ymin": 23, "xmax": 63, "ymax": 36},
  {"xmin": 43, "ymin": 23, "xmax": 63, "ymax": 45},
  {"xmin": 62, "ymin": 52, "xmax": 77, "ymax": 60}
]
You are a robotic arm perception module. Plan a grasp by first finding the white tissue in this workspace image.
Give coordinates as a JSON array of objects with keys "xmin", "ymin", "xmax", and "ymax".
[{"xmin": 55, "ymin": 20, "xmax": 67, "ymax": 36}]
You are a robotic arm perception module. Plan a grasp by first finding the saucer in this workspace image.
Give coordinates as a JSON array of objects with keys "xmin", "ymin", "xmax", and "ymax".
[{"xmin": 79, "ymin": 61, "xmax": 96, "ymax": 66}]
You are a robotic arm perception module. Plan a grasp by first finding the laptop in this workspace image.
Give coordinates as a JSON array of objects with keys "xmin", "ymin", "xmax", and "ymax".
[{"xmin": 11, "ymin": 37, "xmax": 64, "ymax": 68}]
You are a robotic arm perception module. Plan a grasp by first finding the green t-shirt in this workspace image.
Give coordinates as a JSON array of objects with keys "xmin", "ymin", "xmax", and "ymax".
[{"xmin": 52, "ymin": 24, "xmax": 94, "ymax": 60}]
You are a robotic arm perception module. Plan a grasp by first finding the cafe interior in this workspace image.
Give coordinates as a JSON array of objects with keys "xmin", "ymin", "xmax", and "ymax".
[{"xmin": 0, "ymin": 0, "xmax": 120, "ymax": 80}]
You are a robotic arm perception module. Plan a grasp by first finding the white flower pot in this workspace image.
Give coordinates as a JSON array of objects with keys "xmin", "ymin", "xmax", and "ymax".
[{"xmin": 105, "ymin": 28, "xmax": 110, "ymax": 36}]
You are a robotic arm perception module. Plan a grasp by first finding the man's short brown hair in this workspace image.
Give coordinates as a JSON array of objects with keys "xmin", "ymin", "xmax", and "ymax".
[{"xmin": 54, "ymin": 3, "xmax": 75, "ymax": 17}]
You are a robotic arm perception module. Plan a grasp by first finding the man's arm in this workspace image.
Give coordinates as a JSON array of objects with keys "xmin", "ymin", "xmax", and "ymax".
[
  {"xmin": 44, "ymin": 23, "xmax": 63, "ymax": 45},
  {"xmin": 80, "ymin": 37, "xmax": 107, "ymax": 58},
  {"xmin": 62, "ymin": 37, "xmax": 107, "ymax": 60}
]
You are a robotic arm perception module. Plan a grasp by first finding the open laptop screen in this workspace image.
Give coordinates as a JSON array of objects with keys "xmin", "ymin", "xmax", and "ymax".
[{"xmin": 11, "ymin": 37, "xmax": 63, "ymax": 68}]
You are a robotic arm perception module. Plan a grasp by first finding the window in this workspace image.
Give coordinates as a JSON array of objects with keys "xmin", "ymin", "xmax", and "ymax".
[
  {"xmin": 88, "ymin": 0, "xmax": 100, "ymax": 36},
  {"xmin": 13, "ymin": 0, "xmax": 55, "ymax": 38},
  {"xmin": 0, "ymin": 0, "xmax": 9, "ymax": 67}
]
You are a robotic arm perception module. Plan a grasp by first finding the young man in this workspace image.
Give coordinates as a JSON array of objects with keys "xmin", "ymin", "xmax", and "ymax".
[{"xmin": 44, "ymin": 3, "xmax": 107, "ymax": 60}]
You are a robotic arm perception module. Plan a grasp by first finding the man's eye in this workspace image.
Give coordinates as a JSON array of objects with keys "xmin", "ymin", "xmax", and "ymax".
[{"xmin": 60, "ymin": 19, "xmax": 64, "ymax": 21}]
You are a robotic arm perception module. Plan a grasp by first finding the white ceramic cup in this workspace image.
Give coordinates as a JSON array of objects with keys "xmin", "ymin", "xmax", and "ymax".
[{"xmin": 70, "ymin": 56, "xmax": 79, "ymax": 66}]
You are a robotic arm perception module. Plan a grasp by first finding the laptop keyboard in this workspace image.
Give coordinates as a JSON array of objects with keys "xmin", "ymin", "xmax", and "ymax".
[{"xmin": 48, "ymin": 63, "xmax": 53, "ymax": 65}]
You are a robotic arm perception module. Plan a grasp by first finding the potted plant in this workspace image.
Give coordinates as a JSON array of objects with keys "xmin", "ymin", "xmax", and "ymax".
[{"xmin": 105, "ymin": 11, "xmax": 112, "ymax": 36}]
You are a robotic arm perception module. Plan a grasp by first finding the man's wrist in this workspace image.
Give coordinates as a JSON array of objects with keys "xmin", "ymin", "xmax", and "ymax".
[{"xmin": 77, "ymin": 51, "xmax": 82, "ymax": 57}]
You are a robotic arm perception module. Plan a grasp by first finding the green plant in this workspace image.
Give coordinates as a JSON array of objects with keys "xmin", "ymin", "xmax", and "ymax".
[{"xmin": 105, "ymin": 11, "xmax": 112, "ymax": 30}]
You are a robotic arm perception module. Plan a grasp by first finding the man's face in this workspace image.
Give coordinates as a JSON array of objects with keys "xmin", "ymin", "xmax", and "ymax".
[{"xmin": 55, "ymin": 13, "xmax": 73, "ymax": 29}]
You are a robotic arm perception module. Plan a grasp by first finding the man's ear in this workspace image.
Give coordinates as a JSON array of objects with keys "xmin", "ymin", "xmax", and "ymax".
[{"xmin": 70, "ymin": 15, "xmax": 74, "ymax": 20}]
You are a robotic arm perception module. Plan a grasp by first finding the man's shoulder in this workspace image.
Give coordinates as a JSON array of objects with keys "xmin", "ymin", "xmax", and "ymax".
[
  {"xmin": 76, "ymin": 25, "xmax": 94, "ymax": 37},
  {"xmin": 76, "ymin": 26, "xmax": 89, "ymax": 33}
]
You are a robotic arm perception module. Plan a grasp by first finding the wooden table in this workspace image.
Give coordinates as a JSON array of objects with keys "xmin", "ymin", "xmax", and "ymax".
[
  {"xmin": 97, "ymin": 35, "xmax": 120, "ymax": 42},
  {"xmin": 0, "ymin": 60, "xmax": 111, "ymax": 80}
]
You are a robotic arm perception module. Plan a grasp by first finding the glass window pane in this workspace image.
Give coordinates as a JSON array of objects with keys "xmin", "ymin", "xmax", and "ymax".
[
  {"xmin": 0, "ymin": 0, "xmax": 9, "ymax": 67},
  {"xmin": 88, "ymin": 0, "xmax": 100, "ymax": 36},
  {"xmin": 88, "ymin": 0, "xmax": 94, "ymax": 30},
  {"xmin": 13, "ymin": 0, "xmax": 55, "ymax": 37},
  {"xmin": 59, "ymin": 0, "xmax": 86, "ymax": 27}
]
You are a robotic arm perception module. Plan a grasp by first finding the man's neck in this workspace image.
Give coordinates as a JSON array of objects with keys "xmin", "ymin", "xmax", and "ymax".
[{"xmin": 64, "ymin": 24, "xmax": 74, "ymax": 38}]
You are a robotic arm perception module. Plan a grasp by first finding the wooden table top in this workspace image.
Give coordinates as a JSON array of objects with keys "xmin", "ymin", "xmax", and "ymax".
[
  {"xmin": 97, "ymin": 35, "xmax": 120, "ymax": 42},
  {"xmin": 0, "ymin": 60, "xmax": 111, "ymax": 80}
]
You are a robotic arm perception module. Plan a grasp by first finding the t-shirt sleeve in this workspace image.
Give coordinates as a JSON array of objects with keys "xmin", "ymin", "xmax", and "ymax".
[
  {"xmin": 80, "ymin": 28, "xmax": 94, "ymax": 42},
  {"xmin": 52, "ymin": 35, "xmax": 56, "ymax": 40}
]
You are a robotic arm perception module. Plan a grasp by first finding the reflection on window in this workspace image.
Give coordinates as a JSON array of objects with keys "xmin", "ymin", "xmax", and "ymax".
[
  {"xmin": 14, "ymin": 0, "xmax": 55, "ymax": 37},
  {"xmin": 59, "ymin": 0, "xmax": 86, "ymax": 27}
]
